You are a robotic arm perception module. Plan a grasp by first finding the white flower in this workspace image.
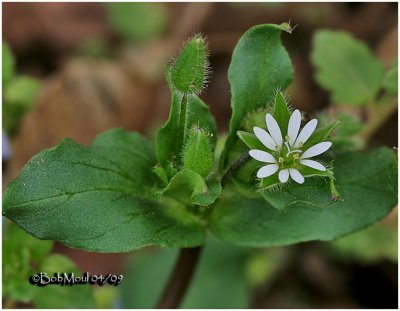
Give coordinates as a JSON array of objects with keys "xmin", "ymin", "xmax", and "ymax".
[{"xmin": 249, "ymin": 109, "xmax": 332, "ymax": 184}]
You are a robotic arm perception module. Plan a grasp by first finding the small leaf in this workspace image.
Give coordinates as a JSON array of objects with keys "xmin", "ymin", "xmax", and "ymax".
[
  {"xmin": 106, "ymin": 3, "xmax": 168, "ymax": 42},
  {"xmin": 2, "ymin": 41, "xmax": 15, "ymax": 85},
  {"xmin": 210, "ymin": 148, "xmax": 397, "ymax": 247},
  {"xmin": 311, "ymin": 30, "xmax": 384, "ymax": 105},
  {"xmin": 272, "ymin": 92, "xmax": 291, "ymax": 137},
  {"xmin": 171, "ymin": 35, "xmax": 209, "ymax": 95},
  {"xmin": 162, "ymin": 169, "xmax": 221, "ymax": 206},
  {"xmin": 32, "ymin": 255, "xmax": 96, "ymax": 308},
  {"xmin": 237, "ymin": 131, "xmax": 265, "ymax": 150},
  {"xmin": 382, "ymin": 58, "xmax": 398, "ymax": 95},
  {"xmin": 156, "ymin": 91, "xmax": 216, "ymax": 174},
  {"xmin": 183, "ymin": 127, "xmax": 214, "ymax": 177},
  {"xmin": 3, "ymin": 129, "xmax": 205, "ymax": 252},
  {"xmin": 221, "ymin": 23, "xmax": 293, "ymax": 169}
]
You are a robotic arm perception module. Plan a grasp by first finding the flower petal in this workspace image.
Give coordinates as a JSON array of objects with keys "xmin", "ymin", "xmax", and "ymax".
[
  {"xmin": 265, "ymin": 114, "xmax": 283, "ymax": 149},
  {"xmin": 294, "ymin": 119, "xmax": 318, "ymax": 148},
  {"xmin": 278, "ymin": 169, "xmax": 289, "ymax": 183},
  {"xmin": 301, "ymin": 142, "xmax": 332, "ymax": 159},
  {"xmin": 253, "ymin": 127, "xmax": 277, "ymax": 151},
  {"xmin": 300, "ymin": 159, "xmax": 327, "ymax": 171},
  {"xmin": 249, "ymin": 150, "xmax": 277, "ymax": 163},
  {"xmin": 257, "ymin": 164, "xmax": 279, "ymax": 178},
  {"xmin": 287, "ymin": 109, "xmax": 301, "ymax": 147},
  {"xmin": 300, "ymin": 160, "xmax": 326, "ymax": 172},
  {"xmin": 289, "ymin": 168, "xmax": 304, "ymax": 184}
]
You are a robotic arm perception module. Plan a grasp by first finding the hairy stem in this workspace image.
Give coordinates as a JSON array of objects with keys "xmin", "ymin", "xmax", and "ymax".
[
  {"xmin": 156, "ymin": 246, "xmax": 203, "ymax": 309},
  {"xmin": 177, "ymin": 93, "xmax": 188, "ymax": 159},
  {"xmin": 221, "ymin": 152, "xmax": 251, "ymax": 187}
]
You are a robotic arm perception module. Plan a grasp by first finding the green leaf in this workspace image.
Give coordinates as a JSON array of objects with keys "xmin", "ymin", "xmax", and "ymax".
[
  {"xmin": 156, "ymin": 91, "xmax": 216, "ymax": 173},
  {"xmin": 162, "ymin": 169, "xmax": 221, "ymax": 206},
  {"xmin": 2, "ymin": 41, "xmax": 15, "ymax": 85},
  {"xmin": 209, "ymin": 148, "xmax": 397, "ymax": 247},
  {"xmin": 120, "ymin": 238, "xmax": 252, "ymax": 308},
  {"xmin": 3, "ymin": 76, "xmax": 41, "ymax": 135},
  {"xmin": 222, "ymin": 23, "xmax": 294, "ymax": 168},
  {"xmin": 272, "ymin": 92, "xmax": 291, "ymax": 137},
  {"xmin": 171, "ymin": 35, "xmax": 208, "ymax": 95},
  {"xmin": 311, "ymin": 30, "xmax": 384, "ymax": 105},
  {"xmin": 106, "ymin": 3, "xmax": 168, "ymax": 42},
  {"xmin": 382, "ymin": 58, "xmax": 398, "ymax": 95},
  {"xmin": 32, "ymin": 255, "xmax": 96, "ymax": 308},
  {"xmin": 183, "ymin": 127, "xmax": 214, "ymax": 177},
  {"xmin": 3, "ymin": 129, "xmax": 205, "ymax": 252},
  {"xmin": 3, "ymin": 223, "xmax": 53, "ymax": 302}
]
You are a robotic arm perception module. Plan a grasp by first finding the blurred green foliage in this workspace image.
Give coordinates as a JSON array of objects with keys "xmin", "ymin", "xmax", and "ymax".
[
  {"xmin": 3, "ymin": 42, "xmax": 15, "ymax": 85},
  {"xmin": 311, "ymin": 30, "xmax": 384, "ymax": 106},
  {"xmin": 382, "ymin": 59, "xmax": 398, "ymax": 95},
  {"xmin": 121, "ymin": 238, "xmax": 254, "ymax": 308},
  {"xmin": 3, "ymin": 223, "xmax": 96, "ymax": 308},
  {"xmin": 3, "ymin": 223, "xmax": 53, "ymax": 303},
  {"xmin": 331, "ymin": 218, "xmax": 397, "ymax": 264},
  {"xmin": 2, "ymin": 41, "xmax": 41, "ymax": 136},
  {"xmin": 106, "ymin": 3, "xmax": 168, "ymax": 42},
  {"xmin": 76, "ymin": 37, "xmax": 113, "ymax": 59},
  {"xmin": 317, "ymin": 111, "xmax": 364, "ymax": 153}
]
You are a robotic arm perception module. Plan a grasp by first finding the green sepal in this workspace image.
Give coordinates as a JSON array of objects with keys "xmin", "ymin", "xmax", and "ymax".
[
  {"xmin": 237, "ymin": 131, "xmax": 265, "ymax": 150},
  {"xmin": 182, "ymin": 127, "xmax": 214, "ymax": 178},
  {"xmin": 302, "ymin": 121, "xmax": 338, "ymax": 151},
  {"xmin": 272, "ymin": 92, "xmax": 291, "ymax": 137}
]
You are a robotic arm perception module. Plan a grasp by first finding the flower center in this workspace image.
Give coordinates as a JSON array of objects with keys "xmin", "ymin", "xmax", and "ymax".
[{"xmin": 279, "ymin": 141, "xmax": 302, "ymax": 168}]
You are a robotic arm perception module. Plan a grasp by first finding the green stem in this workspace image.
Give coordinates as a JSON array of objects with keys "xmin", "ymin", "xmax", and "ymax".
[
  {"xmin": 221, "ymin": 151, "xmax": 251, "ymax": 187},
  {"xmin": 177, "ymin": 93, "xmax": 188, "ymax": 160}
]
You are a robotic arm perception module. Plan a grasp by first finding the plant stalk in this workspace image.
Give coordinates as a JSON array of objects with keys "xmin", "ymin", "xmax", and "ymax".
[
  {"xmin": 156, "ymin": 246, "xmax": 203, "ymax": 309},
  {"xmin": 177, "ymin": 93, "xmax": 188, "ymax": 158},
  {"xmin": 221, "ymin": 151, "xmax": 251, "ymax": 186}
]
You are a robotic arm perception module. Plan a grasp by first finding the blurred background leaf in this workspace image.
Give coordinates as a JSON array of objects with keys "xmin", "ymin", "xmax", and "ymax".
[
  {"xmin": 382, "ymin": 58, "xmax": 398, "ymax": 95},
  {"xmin": 2, "ymin": 42, "xmax": 15, "ymax": 85},
  {"xmin": 106, "ymin": 3, "xmax": 168, "ymax": 43},
  {"xmin": 311, "ymin": 30, "xmax": 384, "ymax": 106},
  {"xmin": 3, "ymin": 76, "xmax": 40, "ymax": 135}
]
